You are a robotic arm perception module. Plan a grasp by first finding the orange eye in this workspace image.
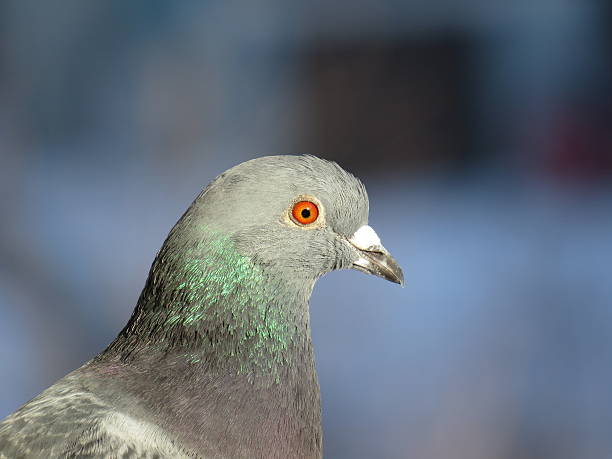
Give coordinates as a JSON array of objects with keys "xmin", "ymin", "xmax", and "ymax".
[{"xmin": 291, "ymin": 200, "xmax": 319, "ymax": 225}]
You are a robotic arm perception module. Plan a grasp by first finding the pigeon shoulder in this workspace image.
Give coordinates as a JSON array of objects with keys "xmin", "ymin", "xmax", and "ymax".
[
  {"xmin": 60, "ymin": 412, "xmax": 197, "ymax": 458},
  {"xmin": 0, "ymin": 367, "xmax": 196, "ymax": 458},
  {"xmin": 0, "ymin": 369, "xmax": 102, "ymax": 455}
]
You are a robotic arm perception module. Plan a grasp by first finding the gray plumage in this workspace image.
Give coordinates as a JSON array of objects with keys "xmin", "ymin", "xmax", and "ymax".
[{"xmin": 0, "ymin": 155, "xmax": 402, "ymax": 458}]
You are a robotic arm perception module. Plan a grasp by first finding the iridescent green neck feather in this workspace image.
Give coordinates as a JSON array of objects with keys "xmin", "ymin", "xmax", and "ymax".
[{"xmin": 103, "ymin": 224, "xmax": 313, "ymax": 383}]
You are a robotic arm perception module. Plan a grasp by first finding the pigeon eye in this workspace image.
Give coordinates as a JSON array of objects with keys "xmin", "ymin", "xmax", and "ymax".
[{"xmin": 291, "ymin": 200, "xmax": 319, "ymax": 225}]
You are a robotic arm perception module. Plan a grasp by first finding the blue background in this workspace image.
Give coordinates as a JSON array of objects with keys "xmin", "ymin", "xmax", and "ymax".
[{"xmin": 1, "ymin": 2, "xmax": 612, "ymax": 458}]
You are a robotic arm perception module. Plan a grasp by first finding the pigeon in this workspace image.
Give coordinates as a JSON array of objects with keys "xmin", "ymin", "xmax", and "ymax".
[{"xmin": 0, "ymin": 155, "xmax": 403, "ymax": 458}]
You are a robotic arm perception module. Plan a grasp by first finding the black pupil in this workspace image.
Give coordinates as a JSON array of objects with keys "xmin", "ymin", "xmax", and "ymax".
[{"xmin": 301, "ymin": 208, "xmax": 311, "ymax": 219}]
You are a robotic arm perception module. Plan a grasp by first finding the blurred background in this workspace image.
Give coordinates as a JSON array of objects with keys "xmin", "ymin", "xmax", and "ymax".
[{"xmin": 1, "ymin": 1, "xmax": 612, "ymax": 458}]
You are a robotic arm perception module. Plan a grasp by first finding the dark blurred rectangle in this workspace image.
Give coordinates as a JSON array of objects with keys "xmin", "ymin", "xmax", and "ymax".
[{"xmin": 296, "ymin": 36, "xmax": 477, "ymax": 176}]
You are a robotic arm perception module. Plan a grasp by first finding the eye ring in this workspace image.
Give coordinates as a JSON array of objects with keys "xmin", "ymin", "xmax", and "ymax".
[{"xmin": 291, "ymin": 200, "xmax": 319, "ymax": 225}]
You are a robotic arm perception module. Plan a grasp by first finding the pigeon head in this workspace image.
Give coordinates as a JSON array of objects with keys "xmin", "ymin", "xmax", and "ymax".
[
  {"xmin": 108, "ymin": 155, "xmax": 402, "ymax": 375},
  {"xmin": 170, "ymin": 155, "xmax": 403, "ymax": 287}
]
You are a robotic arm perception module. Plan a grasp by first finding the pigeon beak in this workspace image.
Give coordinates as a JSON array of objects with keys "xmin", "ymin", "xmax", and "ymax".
[{"xmin": 348, "ymin": 225, "xmax": 404, "ymax": 286}]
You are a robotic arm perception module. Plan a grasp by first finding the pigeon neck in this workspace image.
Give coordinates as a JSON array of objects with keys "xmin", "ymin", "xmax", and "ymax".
[{"xmin": 103, "ymin": 229, "xmax": 316, "ymax": 383}]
